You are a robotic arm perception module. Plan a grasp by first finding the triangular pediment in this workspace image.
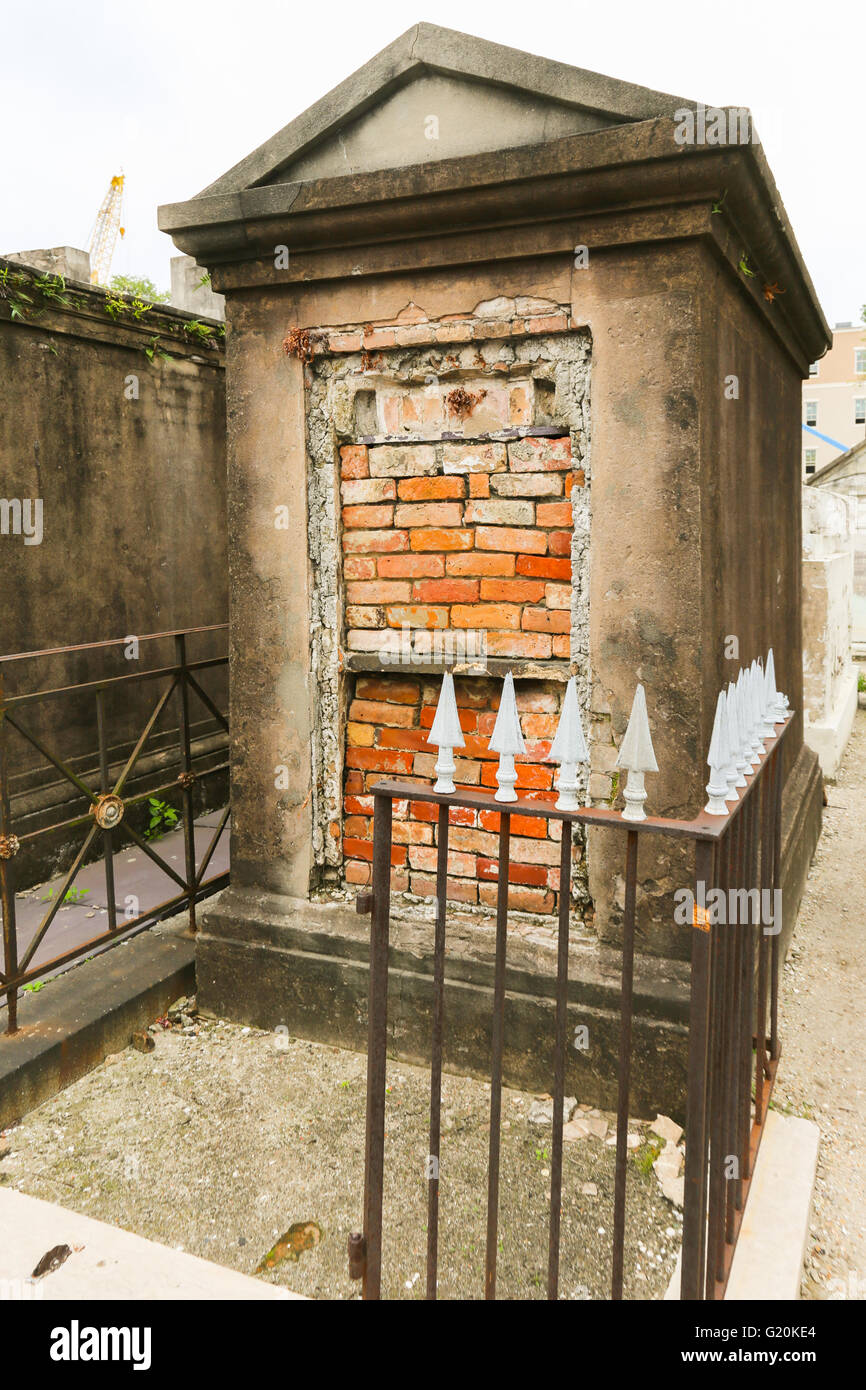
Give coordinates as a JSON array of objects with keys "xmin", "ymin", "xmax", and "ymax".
[{"xmin": 198, "ymin": 22, "xmax": 693, "ymax": 196}]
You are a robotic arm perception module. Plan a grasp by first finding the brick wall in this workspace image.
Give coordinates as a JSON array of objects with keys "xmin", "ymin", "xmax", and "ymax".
[
  {"xmin": 343, "ymin": 674, "xmax": 580, "ymax": 914},
  {"xmin": 341, "ymin": 433, "xmax": 580, "ymax": 661}
]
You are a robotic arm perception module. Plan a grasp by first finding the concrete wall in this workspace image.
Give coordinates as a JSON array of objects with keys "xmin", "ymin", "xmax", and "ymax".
[
  {"xmin": 809, "ymin": 449, "xmax": 866, "ymax": 651},
  {"xmin": 0, "ymin": 257, "xmax": 228, "ymax": 883},
  {"xmin": 802, "ymin": 488, "xmax": 857, "ymax": 778}
]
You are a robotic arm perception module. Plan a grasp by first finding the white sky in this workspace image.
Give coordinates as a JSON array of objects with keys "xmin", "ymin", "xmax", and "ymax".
[{"xmin": 1, "ymin": 0, "xmax": 862, "ymax": 327}]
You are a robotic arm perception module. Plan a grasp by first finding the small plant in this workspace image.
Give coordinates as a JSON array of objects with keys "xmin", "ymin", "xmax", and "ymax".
[
  {"xmin": 858, "ymin": 671, "xmax": 865, "ymax": 693},
  {"xmin": 195, "ymin": 271, "xmax": 211, "ymax": 291},
  {"xmin": 183, "ymin": 319, "xmax": 224, "ymax": 349},
  {"xmin": 23, "ymin": 980, "xmax": 46, "ymax": 993},
  {"xmin": 34, "ymin": 273, "xmax": 73, "ymax": 308},
  {"xmin": 144, "ymin": 335, "xmax": 171, "ymax": 363},
  {"xmin": 633, "ymin": 1137, "xmax": 663, "ymax": 1177},
  {"xmin": 40, "ymin": 885, "xmax": 90, "ymax": 905},
  {"xmin": 144, "ymin": 797, "xmax": 180, "ymax": 840},
  {"xmin": 103, "ymin": 293, "xmax": 128, "ymax": 320}
]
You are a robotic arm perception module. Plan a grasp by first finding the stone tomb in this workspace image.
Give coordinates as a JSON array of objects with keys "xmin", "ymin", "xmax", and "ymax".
[{"xmin": 160, "ymin": 24, "xmax": 829, "ymax": 1113}]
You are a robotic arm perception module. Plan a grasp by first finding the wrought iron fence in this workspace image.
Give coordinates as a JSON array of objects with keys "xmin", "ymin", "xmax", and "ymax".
[
  {"xmin": 349, "ymin": 710, "xmax": 792, "ymax": 1300},
  {"xmin": 0, "ymin": 625, "xmax": 229, "ymax": 1033}
]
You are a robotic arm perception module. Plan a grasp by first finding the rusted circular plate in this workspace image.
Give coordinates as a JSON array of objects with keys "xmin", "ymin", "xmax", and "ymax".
[{"xmin": 92, "ymin": 793, "xmax": 124, "ymax": 829}]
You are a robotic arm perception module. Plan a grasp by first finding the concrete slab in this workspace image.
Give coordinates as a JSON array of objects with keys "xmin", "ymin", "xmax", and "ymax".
[
  {"xmin": 726, "ymin": 1110, "xmax": 820, "ymax": 1300},
  {"xmin": 664, "ymin": 1108, "xmax": 820, "ymax": 1300},
  {"xmin": 0, "ymin": 1188, "xmax": 302, "ymax": 1299}
]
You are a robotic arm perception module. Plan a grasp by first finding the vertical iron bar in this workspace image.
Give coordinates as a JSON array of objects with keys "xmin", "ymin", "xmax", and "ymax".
[
  {"xmin": 0, "ymin": 676, "xmax": 19, "ymax": 1034},
  {"xmin": 705, "ymin": 832, "xmax": 727, "ymax": 1298},
  {"xmin": 484, "ymin": 812, "xmax": 511, "ymax": 1301},
  {"xmin": 426, "ymin": 804, "xmax": 449, "ymax": 1300},
  {"xmin": 740, "ymin": 787, "xmax": 759, "ymax": 1187},
  {"xmin": 95, "ymin": 690, "xmax": 117, "ymax": 933},
  {"xmin": 722, "ymin": 805, "xmax": 741, "ymax": 1257},
  {"xmin": 547, "ymin": 818, "xmax": 573, "ymax": 1301},
  {"xmin": 174, "ymin": 635, "xmax": 197, "ymax": 933},
  {"xmin": 681, "ymin": 837, "xmax": 714, "ymax": 1300},
  {"xmin": 611, "ymin": 828, "xmax": 639, "ymax": 1300},
  {"xmin": 754, "ymin": 762, "xmax": 772, "ymax": 1126},
  {"xmin": 770, "ymin": 745, "xmax": 783, "ymax": 1060},
  {"xmin": 362, "ymin": 792, "xmax": 392, "ymax": 1300},
  {"xmin": 727, "ymin": 793, "xmax": 748, "ymax": 1231}
]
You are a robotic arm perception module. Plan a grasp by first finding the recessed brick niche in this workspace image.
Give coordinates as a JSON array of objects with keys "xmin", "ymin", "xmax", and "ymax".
[{"xmin": 302, "ymin": 305, "xmax": 592, "ymax": 913}]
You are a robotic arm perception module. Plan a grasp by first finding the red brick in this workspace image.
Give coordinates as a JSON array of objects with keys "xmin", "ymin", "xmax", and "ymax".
[
  {"xmin": 344, "ymin": 837, "xmax": 407, "ymax": 867},
  {"xmin": 343, "ymin": 556, "xmax": 376, "ymax": 580},
  {"xmin": 412, "ymin": 578, "xmax": 479, "ymax": 603},
  {"xmin": 522, "ymin": 608, "xmax": 571, "ymax": 634},
  {"xmin": 451, "ymin": 603, "xmax": 521, "ymax": 630},
  {"xmin": 340, "ymin": 444, "xmax": 369, "ymax": 479},
  {"xmin": 377, "ymin": 553, "xmax": 445, "ymax": 578},
  {"xmin": 346, "ymin": 580, "xmax": 410, "ymax": 604},
  {"xmin": 468, "ymin": 474, "xmax": 490, "ymax": 498},
  {"xmin": 348, "ymin": 699, "xmax": 416, "ymax": 727},
  {"xmin": 394, "ymin": 502, "xmax": 463, "ymax": 528},
  {"xmin": 377, "ymin": 727, "xmax": 431, "ymax": 753},
  {"xmin": 552, "ymin": 636, "xmax": 571, "ymax": 657},
  {"xmin": 476, "ymin": 857, "xmax": 549, "ymax": 888},
  {"xmin": 478, "ymin": 882, "xmax": 554, "ymax": 913},
  {"xmin": 342, "ymin": 504, "xmax": 394, "ymax": 529},
  {"xmin": 344, "ymin": 770, "xmax": 365, "ymax": 795},
  {"xmin": 391, "ymin": 820, "xmax": 434, "ymax": 845},
  {"xmin": 484, "ymin": 632, "xmax": 552, "ymax": 659},
  {"xmin": 345, "ymin": 748, "xmax": 415, "ymax": 774},
  {"xmin": 521, "ymin": 713, "xmax": 559, "ymax": 737},
  {"xmin": 354, "ymin": 678, "xmax": 421, "ymax": 704},
  {"xmin": 347, "ymin": 721, "xmax": 375, "ymax": 746},
  {"xmin": 516, "ymin": 555, "xmax": 572, "ymax": 580},
  {"xmin": 448, "ymin": 826, "xmax": 501, "ymax": 857},
  {"xmin": 479, "ymin": 578, "xmax": 545, "ymax": 603},
  {"xmin": 343, "ymin": 815, "xmax": 370, "ymax": 838},
  {"xmin": 446, "ymin": 552, "xmax": 515, "ymax": 577},
  {"xmin": 386, "ymin": 605, "xmax": 449, "ymax": 629},
  {"xmin": 408, "ymin": 799, "xmax": 441, "ymax": 823},
  {"xmin": 564, "ymin": 470, "xmax": 586, "ymax": 494},
  {"xmin": 480, "ymin": 761, "xmax": 553, "ymax": 791},
  {"xmin": 396, "ymin": 477, "xmax": 466, "ymax": 500},
  {"xmin": 474, "ymin": 526, "xmax": 547, "ymax": 555},
  {"xmin": 419, "ymin": 706, "xmax": 477, "ymax": 732},
  {"xmin": 410, "ymin": 873, "xmax": 478, "ymax": 904},
  {"xmin": 342, "ymin": 529, "xmax": 409, "ymax": 554},
  {"xmin": 548, "ymin": 531, "xmax": 572, "ymax": 557},
  {"xmin": 504, "ymin": 834, "xmax": 561, "ymax": 865},
  {"xmin": 408, "ymin": 847, "xmax": 477, "ymax": 877},
  {"xmin": 514, "ymin": 690, "xmax": 559, "ymax": 713},
  {"xmin": 536, "ymin": 501, "xmax": 573, "ymax": 527},
  {"xmin": 410, "ymin": 528, "xmax": 474, "ymax": 552},
  {"xmin": 479, "ymin": 810, "xmax": 548, "ymax": 839},
  {"xmin": 344, "ymin": 794, "xmax": 374, "ymax": 815}
]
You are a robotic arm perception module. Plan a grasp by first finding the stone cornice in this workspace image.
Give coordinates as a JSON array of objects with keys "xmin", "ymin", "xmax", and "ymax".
[{"xmin": 159, "ymin": 117, "xmax": 830, "ymax": 367}]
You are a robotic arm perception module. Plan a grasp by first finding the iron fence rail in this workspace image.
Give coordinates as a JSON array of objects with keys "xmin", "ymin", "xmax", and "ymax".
[
  {"xmin": 0, "ymin": 626, "xmax": 229, "ymax": 1033},
  {"xmin": 351, "ymin": 714, "xmax": 792, "ymax": 1300}
]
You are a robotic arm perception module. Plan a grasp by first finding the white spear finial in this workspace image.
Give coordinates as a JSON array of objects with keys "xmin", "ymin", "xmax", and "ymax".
[
  {"xmin": 749, "ymin": 660, "xmax": 766, "ymax": 760},
  {"xmin": 615, "ymin": 683, "xmax": 658, "ymax": 822},
  {"xmin": 489, "ymin": 671, "xmax": 526, "ymax": 802},
  {"xmin": 705, "ymin": 690, "xmax": 731, "ymax": 815},
  {"xmin": 758, "ymin": 653, "xmax": 776, "ymax": 737},
  {"xmin": 549, "ymin": 675, "xmax": 589, "ymax": 811},
  {"xmin": 739, "ymin": 668, "xmax": 760, "ymax": 767},
  {"xmin": 427, "ymin": 671, "xmax": 465, "ymax": 793},
  {"xmin": 766, "ymin": 648, "xmax": 787, "ymax": 722},
  {"xmin": 726, "ymin": 682, "xmax": 747, "ymax": 792}
]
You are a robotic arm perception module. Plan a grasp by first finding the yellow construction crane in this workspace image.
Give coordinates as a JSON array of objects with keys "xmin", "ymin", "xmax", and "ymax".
[{"xmin": 88, "ymin": 174, "xmax": 125, "ymax": 286}]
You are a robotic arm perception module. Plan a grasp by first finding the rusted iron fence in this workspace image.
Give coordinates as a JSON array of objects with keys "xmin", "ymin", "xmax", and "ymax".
[
  {"xmin": 0, "ymin": 625, "xmax": 229, "ymax": 1033},
  {"xmin": 350, "ymin": 714, "xmax": 792, "ymax": 1300}
]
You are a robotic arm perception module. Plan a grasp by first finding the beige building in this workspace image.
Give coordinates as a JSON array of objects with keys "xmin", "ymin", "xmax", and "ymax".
[{"xmin": 802, "ymin": 323, "xmax": 866, "ymax": 475}]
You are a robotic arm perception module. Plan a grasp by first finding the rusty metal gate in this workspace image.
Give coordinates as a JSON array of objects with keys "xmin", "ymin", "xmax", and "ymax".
[
  {"xmin": 0, "ymin": 625, "xmax": 228, "ymax": 1032},
  {"xmin": 348, "ymin": 716, "xmax": 790, "ymax": 1300}
]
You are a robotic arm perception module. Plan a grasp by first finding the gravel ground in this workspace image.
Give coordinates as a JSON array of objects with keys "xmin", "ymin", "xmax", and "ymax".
[
  {"xmin": 0, "ymin": 1016, "xmax": 683, "ymax": 1300},
  {"xmin": 774, "ymin": 705, "xmax": 866, "ymax": 1300}
]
